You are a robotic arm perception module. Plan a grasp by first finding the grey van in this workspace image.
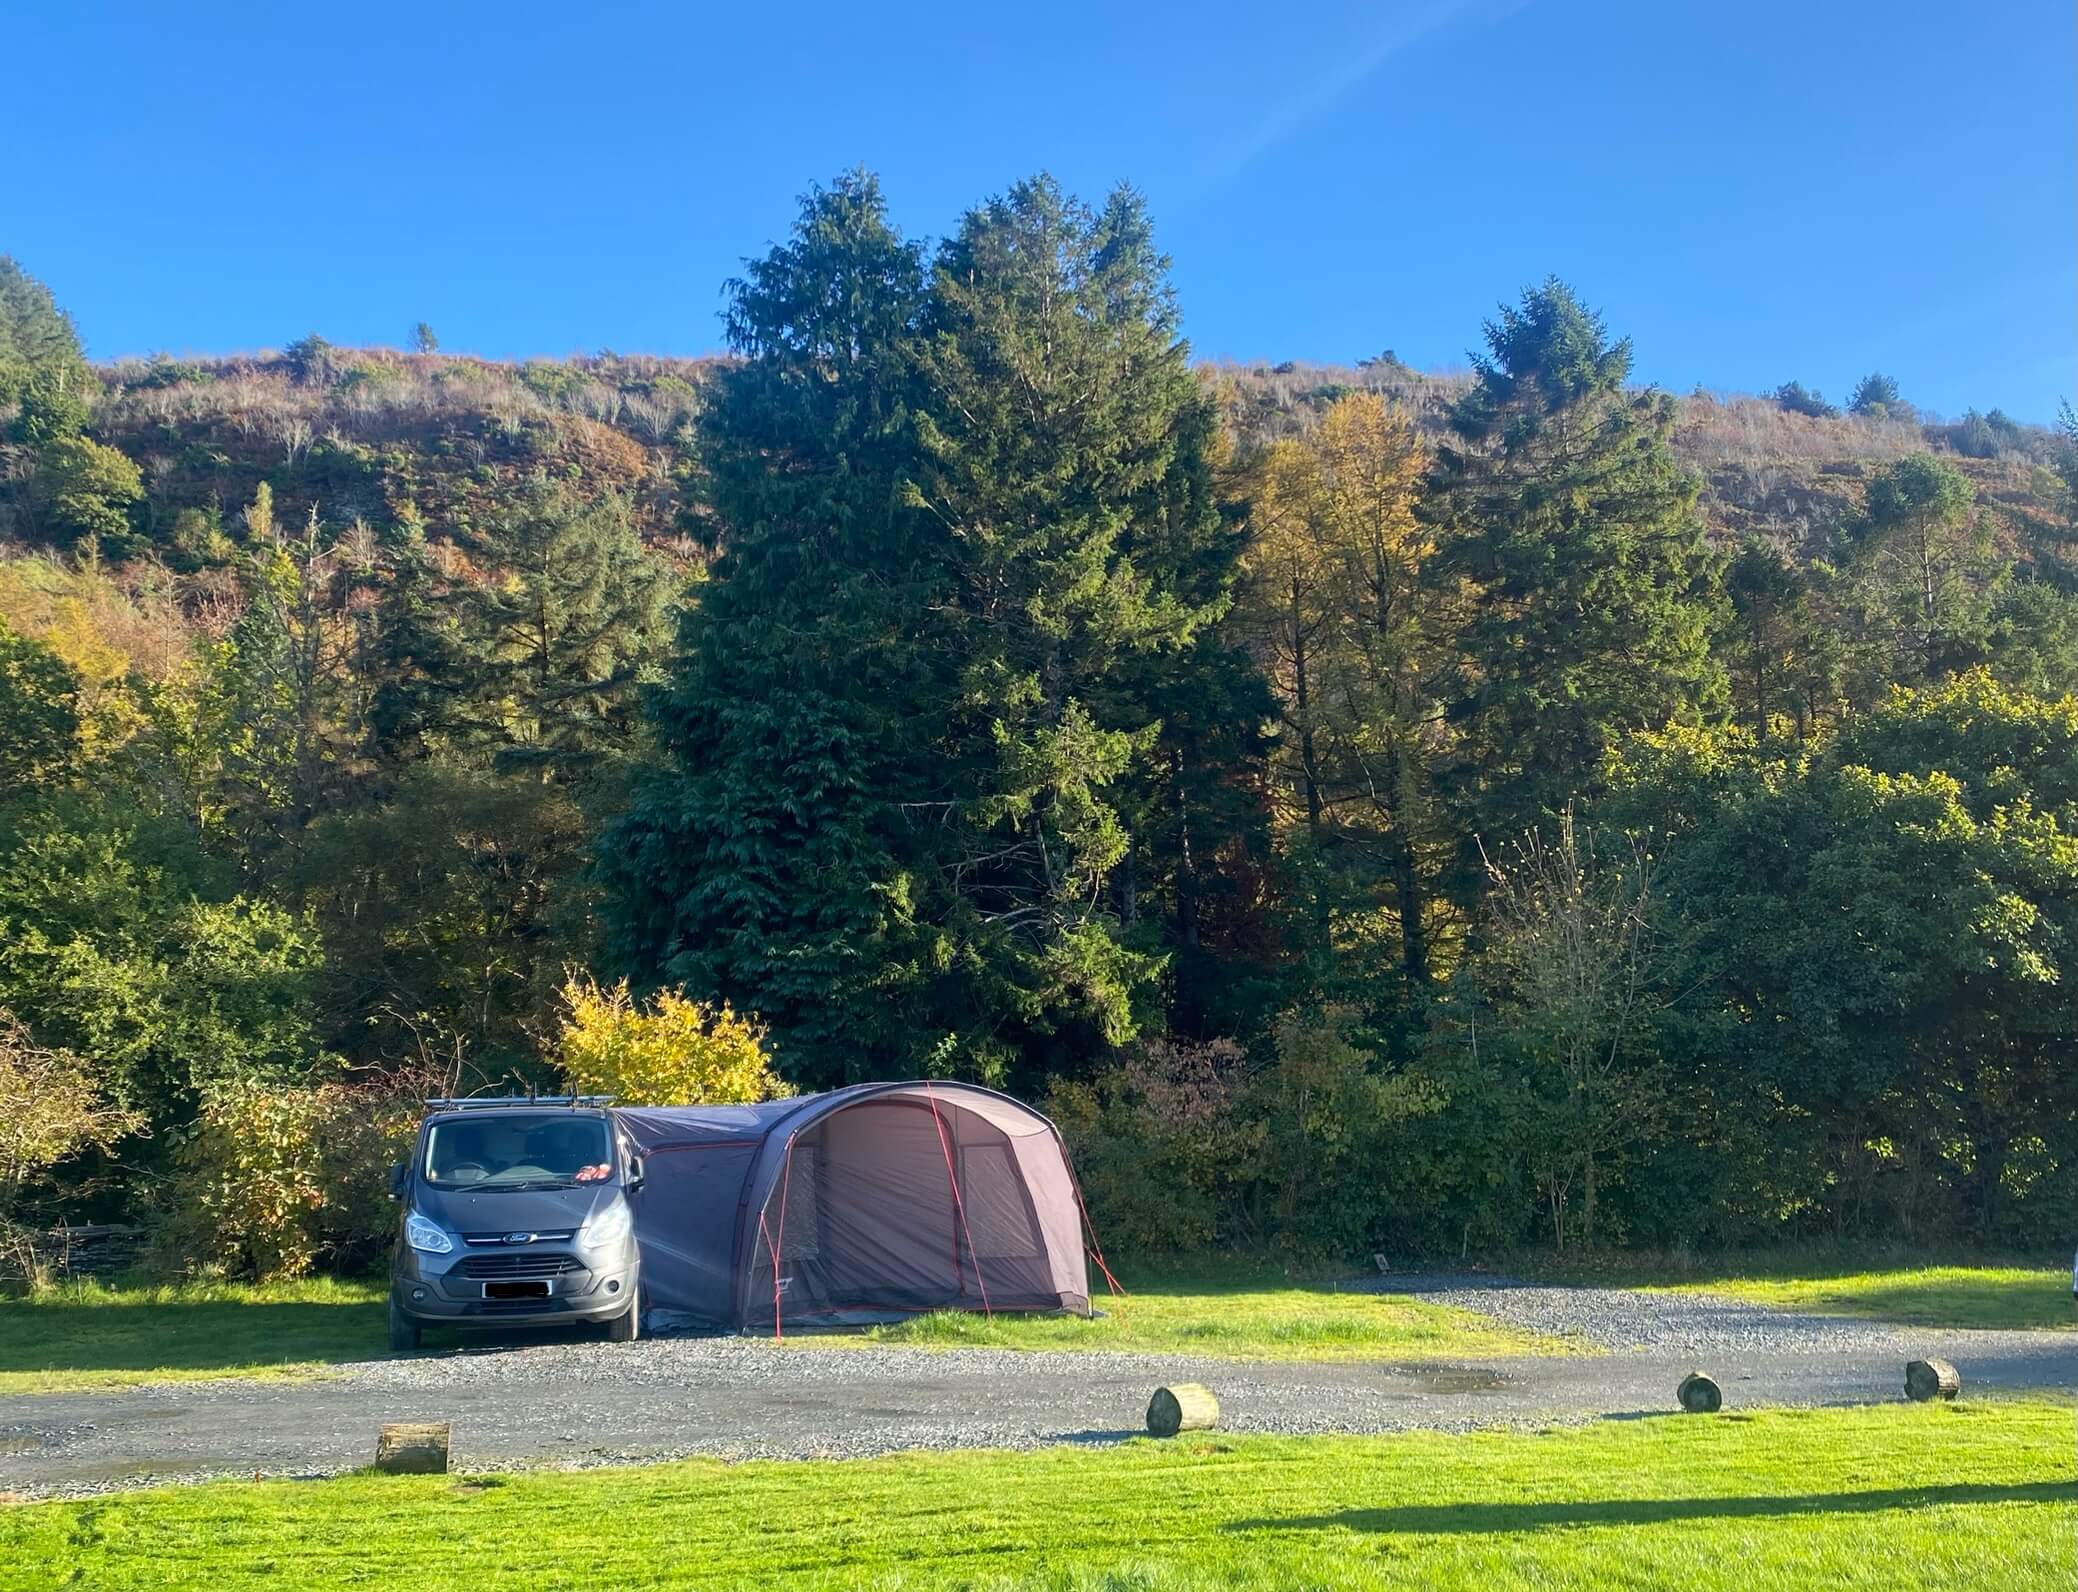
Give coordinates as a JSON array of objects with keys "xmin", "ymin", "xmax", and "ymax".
[{"xmin": 386, "ymin": 1096, "xmax": 644, "ymax": 1350}]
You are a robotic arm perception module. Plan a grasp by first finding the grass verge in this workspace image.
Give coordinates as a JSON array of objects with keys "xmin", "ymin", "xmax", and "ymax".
[
  {"xmin": 1655, "ymin": 1267, "xmax": 2073, "ymax": 1330},
  {"xmin": 1662, "ymin": 1271, "xmax": 2069, "ymax": 1330},
  {"xmin": 4, "ymin": 1402, "xmax": 2071, "ymax": 1589},
  {"xmin": 1522, "ymin": 1250, "xmax": 2074, "ymax": 1330},
  {"xmin": 839, "ymin": 1264, "xmax": 1575, "ymax": 1360},
  {"xmin": 1, "ymin": 1265, "xmax": 1574, "ymax": 1393},
  {"xmin": 0, "ymin": 1278, "xmax": 385, "ymax": 1395}
]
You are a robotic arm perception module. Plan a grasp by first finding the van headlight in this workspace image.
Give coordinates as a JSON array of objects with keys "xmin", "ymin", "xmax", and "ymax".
[
  {"xmin": 404, "ymin": 1213, "xmax": 454, "ymax": 1255},
  {"xmin": 580, "ymin": 1201, "xmax": 632, "ymax": 1251}
]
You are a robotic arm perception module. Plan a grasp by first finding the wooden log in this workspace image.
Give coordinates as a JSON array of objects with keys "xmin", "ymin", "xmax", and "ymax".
[
  {"xmin": 374, "ymin": 1421, "xmax": 451, "ymax": 1475},
  {"xmin": 1676, "ymin": 1372, "xmax": 1722, "ymax": 1414},
  {"xmin": 1906, "ymin": 1358, "xmax": 1961, "ymax": 1402},
  {"xmin": 1146, "ymin": 1383, "xmax": 1220, "ymax": 1438}
]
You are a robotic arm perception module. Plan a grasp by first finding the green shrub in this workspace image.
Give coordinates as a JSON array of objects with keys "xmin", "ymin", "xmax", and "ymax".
[
  {"xmin": 1050, "ymin": 1015, "xmax": 1451, "ymax": 1260},
  {"xmin": 0, "ymin": 1007, "xmax": 143, "ymax": 1285},
  {"xmin": 283, "ymin": 335, "xmax": 342, "ymax": 387},
  {"xmin": 1772, "ymin": 381, "xmax": 1835, "ymax": 418},
  {"xmin": 1046, "ymin": 1036, "xmax": 1257, "ymax": 1253},
  {"xmin": 153, "ymin": 1076, "xmax": 424, "ymax": 1280},
  {"xmin": 131, "ymin": 357, "xmax": 215, "ymax": 391},
  {"xmin": 520, "ymin": 361, "xmax": 582, "ymax": 402},
  {"xmin": 338, "ymin": 360, "xmax": 404, "ymax": 392}
]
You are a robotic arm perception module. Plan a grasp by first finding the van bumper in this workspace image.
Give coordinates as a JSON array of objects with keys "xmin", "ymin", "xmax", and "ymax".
[{"xmin": 392, "ymin": 1250, "xmax": 638, "ymax": 1328}]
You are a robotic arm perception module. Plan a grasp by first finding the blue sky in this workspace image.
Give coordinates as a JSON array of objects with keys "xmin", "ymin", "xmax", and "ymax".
[{"xmin": 5, "ymin": 0, "xmax": 2071, "ymax": 419}]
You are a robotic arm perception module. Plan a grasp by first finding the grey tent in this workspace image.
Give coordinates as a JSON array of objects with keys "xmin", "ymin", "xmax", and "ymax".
[{"xmin": 616, "ymin": 1081, "xmax": 1095, "ymax": 1333}]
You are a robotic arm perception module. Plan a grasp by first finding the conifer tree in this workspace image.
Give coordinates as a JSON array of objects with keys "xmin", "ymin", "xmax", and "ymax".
[
  {"xmin": 455, "ymin": 481, "xmax": 671, "ymax": 782},
  {"xmin": 0, "ymin": 256, "xmax": 86, "ymax": 406},
  {"xmin": 363, "ymin": 509, "xmax": 469, "ymax": 769},
  {"xmin": 1724, "ymin": 537, "xmax": 1822, "ymax": 740},
  {"xmin": 917, "ymin": 178, "xmax": 1258, "ymax": 1053},
  {"xmin": 599, "ymin": 173, "xmax": 952, "ymax": 1085},
  {"xmin": 1426, "ymin": 279, "xmax": 1726, "ymax": 860},
  {"xmin": 1843, "ymin": 453, "xmax": 1989, "ymax": 685}
]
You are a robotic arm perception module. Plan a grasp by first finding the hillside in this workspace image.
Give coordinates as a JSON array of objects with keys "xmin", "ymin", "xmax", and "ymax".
[
  {"xmin": 48, "ymin": 345, "xmax": 713, "ymax": 567},
  {"xmin": 1209, "ymin": 358, "xmax": 2066, "ymax": 560},
  {"xmin": 0, "ymin": 344, "xmax": 2060, "ymax": 580}
]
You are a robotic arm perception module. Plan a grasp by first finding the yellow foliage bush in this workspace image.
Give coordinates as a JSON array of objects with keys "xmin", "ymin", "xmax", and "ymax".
[{"xmin": 553, "ymin": 975, "xmax": 789, "ymax": 1107}]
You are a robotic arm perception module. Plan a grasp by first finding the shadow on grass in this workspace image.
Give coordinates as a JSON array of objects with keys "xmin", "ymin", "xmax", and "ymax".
[
  {"xmin": 1764, "ymin": 1276, "xmax": 2072, "ymax": 1331},
  {"xmin": 1054, "ymin": 1429, "xmax": 1144, "ymax": 1445},
  {"xmin": 0, "ymin": 1297, "xmax": 385, "ymax": 1379},
  {"xmin": 1227, "ymin": 1480, "xmax": 2077, "ymax": 1536},
  {"xmin": 1, "ymin": 1285, "xmax": 651, "ymax": 1384}
]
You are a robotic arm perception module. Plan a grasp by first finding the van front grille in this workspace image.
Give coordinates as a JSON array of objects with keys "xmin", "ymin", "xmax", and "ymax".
[
  {"xmin": 462, "ymin": 1229, "xmax": 575, "ymax": 1245},
  {"xmin": 453, "ymin": 1252, "xmax": 584, "ymax": 1279}
]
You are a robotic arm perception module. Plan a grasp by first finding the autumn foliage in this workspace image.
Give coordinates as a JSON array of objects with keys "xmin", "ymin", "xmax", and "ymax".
[{"xmin": 552, "ymin": 975, "xmax": 789, "ymax": 1108}]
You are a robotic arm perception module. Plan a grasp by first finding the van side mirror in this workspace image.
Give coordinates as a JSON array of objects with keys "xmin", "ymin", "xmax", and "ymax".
[
  {"xmin": 388, "ymin": 1162, "xmax": 407, "ymax": 1199},
  {"xmin": 625, "ymin": 1155, "xmax": 645, "ymax": 1192}
]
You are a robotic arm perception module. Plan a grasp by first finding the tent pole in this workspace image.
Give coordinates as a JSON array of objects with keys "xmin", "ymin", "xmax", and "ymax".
[
  {"xmin": 922, "ymin": 1080, "xmax": 991, "ymax": 1318},
  {"xmin": 1058, "ymin": 1132, "xmax": 1125, "ymax": 1298},
  {"xmin": 770, "ymin": 1134, "xmax": 797, "ymax": 1341}
]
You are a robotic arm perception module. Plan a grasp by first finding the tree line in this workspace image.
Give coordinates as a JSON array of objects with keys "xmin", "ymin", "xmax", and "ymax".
[{"xmin": 3, "ymin": 172, "xmax": 2077, "ymax": 1275}]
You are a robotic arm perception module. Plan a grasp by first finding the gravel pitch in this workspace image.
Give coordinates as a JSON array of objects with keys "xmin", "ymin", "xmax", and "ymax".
[{"xmin": 5, "ymin": 1276, "xmax": 2071, "ymax": 1500}]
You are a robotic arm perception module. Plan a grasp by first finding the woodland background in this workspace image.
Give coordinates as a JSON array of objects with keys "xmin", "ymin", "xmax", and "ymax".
[{"xmin": 4, "ymin": 171, "xmax": 2075, "ymax": 1278}]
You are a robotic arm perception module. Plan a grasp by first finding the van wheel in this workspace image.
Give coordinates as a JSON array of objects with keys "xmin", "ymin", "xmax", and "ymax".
[
  {"xmin": 387, "ymin": 1292, "xmax": 422, "ymax": 1353},
  {"xmin": 605, "ymin": 1291, "xmax": 640, "ymax": 1343}
]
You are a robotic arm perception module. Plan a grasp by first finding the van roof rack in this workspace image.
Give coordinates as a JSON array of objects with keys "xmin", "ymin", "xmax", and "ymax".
[{"xmin": 422, "ymin": 1094, "xmax": 616, "ymax": 1112}]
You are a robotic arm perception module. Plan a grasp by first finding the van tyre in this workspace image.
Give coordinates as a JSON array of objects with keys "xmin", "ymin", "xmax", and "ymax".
[
  {"xmin": 605, "ymin": 1290, "xmax": 640, "ymax": 1343},
  {"xmin": 387, "ymin": 1292, "xmax": 421, "ymax": 1353}
]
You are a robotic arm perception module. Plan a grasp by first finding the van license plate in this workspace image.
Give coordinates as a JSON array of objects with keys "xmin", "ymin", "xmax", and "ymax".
[{"xmin": 484, "ymin": 1281, "xmax": 550, "ymax": 1300}]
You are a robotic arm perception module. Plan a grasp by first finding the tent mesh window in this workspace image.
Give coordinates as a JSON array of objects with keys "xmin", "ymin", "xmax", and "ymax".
[
  {"xmin": 958, "ymin": 1141, "xmax": 1041, "ymax": 1260},
  {"xmin": 782, "ymin": 1142, "xmax": 822, "ymax": 1261}
]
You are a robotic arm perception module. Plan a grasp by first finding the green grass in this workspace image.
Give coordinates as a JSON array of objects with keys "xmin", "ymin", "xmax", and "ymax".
[
  {"xmin": 839, "ymin": 1264, "xmax": 1575, "ymax": 1360},
  {"xmin": 3, "ymin": 1402, "xmax": 2070, "ymax": 1589},
  {"xmin": 12, "ymin": 1257, "xmax": 2054, "ymax": 1399},
  {"xmin": 0, "ymin": 1278, "xmax": 386, "ymax": 1394},
  {"xmin": 0, "ymin": 1266, "xmax": 1573, "ymax": 1394},
  {"xmin": 1657, "ymin": 1266, "xmax": 2074, "ymax": 1330},
  {"xmin": 1523, "ymin": 1250, "xmax": 2074, "ymax": 1331}
]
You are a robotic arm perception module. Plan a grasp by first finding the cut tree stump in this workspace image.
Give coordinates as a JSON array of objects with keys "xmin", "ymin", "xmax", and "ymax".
[
  {"xmin": 1146, "ymin": 1384, "xmax": 1220, "ymax": 1438},
  {"xmin": 1905, "ymin": 1359, "xmax": 1961, "ymax": 1402},
  {"xmin": 374, "ymin": 1421, "xmax": 451, "ymax": 1474},
  {"xmin": 1676, "ymin": 1372, "xmax": 1722, "ymax": 1414}
]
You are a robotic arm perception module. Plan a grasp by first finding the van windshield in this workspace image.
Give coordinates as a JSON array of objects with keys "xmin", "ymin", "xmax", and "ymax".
[{"xmin": 424, "ymin": 1115, "xmax": 614, "ymax": 1189}]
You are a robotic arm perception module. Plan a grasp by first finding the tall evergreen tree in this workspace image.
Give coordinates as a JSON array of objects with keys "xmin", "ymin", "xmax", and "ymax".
[
  {"xmin": 363, "ymin": 508, "xmax": 470, "ymax": 770},
  {"xmin": 454, "ymin": 481, "xmax": 672, "ymax": 783},
  {"xmin": 1842, "ymin": 453, "xmax": 1990, "ymax": 686},
  {"xmin": 0, "ymin": 256, "xmax": 86, "ymax": 407},
  {"xmin": 917, "ymin": 178, "xmax": 1258, "ymax": 1061},
  {"xmin": 1, "ymin": 285, "xmax": 141, "ymax": 557},
  {"xmin": 196, "ymin": 505, "xmax": 359, "ymax": 864},
  {"xmin": 2056, "ymin": 401, "xmax": 2078, "ymax": 533},
  {"xmin": 1123, "ymin": 408, "xmax": 1276, "ymax": 1038},
  {"xmin": 599, "ymin": 173, "xmax": 953, "ymax": 1085},
  {"xmin": 1426, "ymin": 279, "xmax": 1726, "ymax": 860},
  {"xmin": 1723, "ymin": 537, "xmax": 1821, "ymax": 741}
]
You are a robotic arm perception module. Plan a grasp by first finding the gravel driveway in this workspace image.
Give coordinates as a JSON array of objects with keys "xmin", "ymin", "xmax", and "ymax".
[{"xmin": 5, "ymin": 1277, "xmax": 2071, "ymax": 1499}]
